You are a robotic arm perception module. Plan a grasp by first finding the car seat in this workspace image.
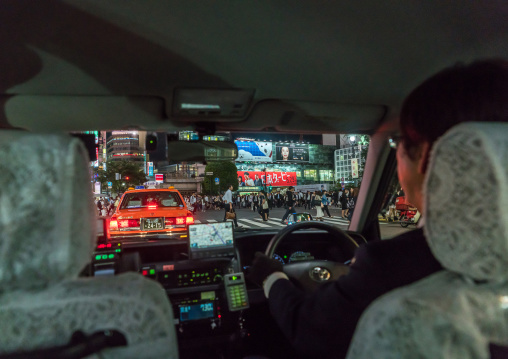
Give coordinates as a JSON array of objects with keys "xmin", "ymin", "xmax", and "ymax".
[
  {"xmin": 346, "ymin": 122, "xmax": 508, "ymax": 359},
  {"xmin": 0, "ymin": 132, "xmax": 178, "ymax": 359}
]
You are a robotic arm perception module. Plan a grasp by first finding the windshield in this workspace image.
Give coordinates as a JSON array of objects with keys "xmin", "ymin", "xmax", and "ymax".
[{"xmin": 88, "ymin": 130, "xmax": 373, "ymax": 238}]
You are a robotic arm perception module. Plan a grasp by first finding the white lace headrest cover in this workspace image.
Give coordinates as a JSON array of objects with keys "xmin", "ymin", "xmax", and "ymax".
[
  {"xmin": 0, "ymin": 134, "xmax": 96, "ymax": 291},
  {"xmin": 424, "ymin": 122, "xmax": 508, "ymax": 282}
]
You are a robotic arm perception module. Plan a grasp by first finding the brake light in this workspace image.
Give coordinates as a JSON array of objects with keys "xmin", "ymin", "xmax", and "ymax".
[
  {"xmin": 176, "ymin": 217, "xmax": 185, "ymax": 225},
  {"xmin": 148, "ymin": 205, "xmax": 157, "ymax": 210},
  {"xmin": 118, "ymin": 219, "xmax": 140, "ymax": 228},
  {"xmin": 110, "ymin": 219, "xmax": 119, "ymax": 231},
  {"xmin": 186, "ymin": 216, "xmax": 194, "ymax": 225}
]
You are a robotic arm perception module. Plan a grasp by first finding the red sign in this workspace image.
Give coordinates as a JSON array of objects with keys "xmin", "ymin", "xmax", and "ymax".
[
  {"xmin": 155, "ymin": 174, "xmax": 164, "ymax": 181},
  {"xmin": 237, "ymin": 171, "xmax": 297, "ymax": 187}
]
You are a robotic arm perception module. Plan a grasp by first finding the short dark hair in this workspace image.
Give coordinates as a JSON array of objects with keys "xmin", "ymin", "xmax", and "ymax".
[{"xmin": 400, "ymin": 59, "xmax": 508, "ymax": 157}]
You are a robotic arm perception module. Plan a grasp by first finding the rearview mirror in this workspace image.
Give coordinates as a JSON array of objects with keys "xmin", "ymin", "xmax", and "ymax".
[{"xmin": 167, "ymin": 140, "xmax": 238, "ymax": 162}]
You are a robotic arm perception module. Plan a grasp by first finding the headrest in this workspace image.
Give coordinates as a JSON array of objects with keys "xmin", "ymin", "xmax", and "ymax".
[
  {"xmin": 424, "ymin": 122, "xmax": 508, "ymax": 282},
  {"xmin": 0, "ymin": 132, "xmax": 96, "ymax": 291}
]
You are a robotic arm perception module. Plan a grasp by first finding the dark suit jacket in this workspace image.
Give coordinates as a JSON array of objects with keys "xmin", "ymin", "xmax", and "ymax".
[{"xmin": 268, "ymin": 228, "xmax": 443, "ymax": 359}]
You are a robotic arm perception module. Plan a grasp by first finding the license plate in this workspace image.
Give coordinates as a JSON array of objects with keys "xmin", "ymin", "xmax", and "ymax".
[{"xmin": 142, "ymin": 217, "xmax": 164, "ymax": 230}]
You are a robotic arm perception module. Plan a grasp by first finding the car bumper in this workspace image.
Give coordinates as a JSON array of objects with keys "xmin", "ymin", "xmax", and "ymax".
[{"xmin": 109, "ymin": 228, "xmax": 188, "ymax": 239}]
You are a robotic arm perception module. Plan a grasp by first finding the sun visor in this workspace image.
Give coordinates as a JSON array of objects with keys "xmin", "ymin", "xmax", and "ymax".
[
  {"xmin": 217, "ymin": 99, "xmax": 386, "ymax": 134},
  {"xmin": 4, "ymin": 95, "xmax": 189, "ymax": 132}
]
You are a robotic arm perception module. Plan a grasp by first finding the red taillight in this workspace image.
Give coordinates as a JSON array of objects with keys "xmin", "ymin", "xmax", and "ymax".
[
  {"xmin": 110, "ymin": 219, "xmax": 119, "ymax": 231},
  {"xmin": 118, "ymin": 219, "xmax": 140, "ymax": 228},
  {"xmin": 165, "ymin": 217, "xmax": 188, "ymax": 227},
  {"xmin": 148, "ymin": 205, "xmax": 157, "ymax": 210}
]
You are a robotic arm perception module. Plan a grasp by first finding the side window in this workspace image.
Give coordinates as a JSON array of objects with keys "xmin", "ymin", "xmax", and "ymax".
[{"xmin": 378, "ymin": 171, "xmax": 421, "ymax": 239}]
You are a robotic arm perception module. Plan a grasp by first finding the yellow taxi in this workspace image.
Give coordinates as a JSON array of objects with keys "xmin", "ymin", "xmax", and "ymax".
[{"xmin": 108, "ymin": 188, "xmax": 193, "ymax": 239}]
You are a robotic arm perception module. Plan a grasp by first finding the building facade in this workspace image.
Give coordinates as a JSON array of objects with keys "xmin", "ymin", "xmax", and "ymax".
[
  {"xmin": 106, "ymin": 131, "xmax": 147, "ymax": 166},
  {"xmin": 234, "ymin": 139, "xmax": 336, "ymax": 193}
]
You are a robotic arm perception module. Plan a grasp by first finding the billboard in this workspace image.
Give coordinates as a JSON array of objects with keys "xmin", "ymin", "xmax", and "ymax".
[
  {"xmin": 275, "ymin": 143, "xmax": 309, "ymax": 162},
  {"xmin": 294, "ymin": 184, "xmax": 329, "ymax": 192},
  {"xmin": 235, "ymin": 140, "xmax": 273, "ymax": 162},
  {"xmin": 237, "ymin": 171, "xmax": 297, "ymax": 187},
  {"xmin": 351, "ymin": 158, "xmax": 359, "ymax": 178}
]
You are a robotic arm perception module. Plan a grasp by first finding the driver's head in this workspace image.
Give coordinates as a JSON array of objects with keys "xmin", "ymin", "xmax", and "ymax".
[{"xmin": 398, "ymin": 59, "xmax": 508, "ymax": 211}]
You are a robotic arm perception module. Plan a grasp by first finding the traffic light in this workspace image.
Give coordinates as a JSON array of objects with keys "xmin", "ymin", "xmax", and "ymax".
[
  {"xmin": 125, "ymin": 176, "xmax": 130, "ymax": 181},
  {"xmin": 146, "ymin": 132, "xmax": 157, "ymax": 151}
]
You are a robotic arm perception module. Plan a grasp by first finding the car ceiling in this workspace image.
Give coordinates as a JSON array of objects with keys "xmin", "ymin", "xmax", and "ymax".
[{"xmin": 1, "ymin": 0, "xmax": 507, "ymax": 133}]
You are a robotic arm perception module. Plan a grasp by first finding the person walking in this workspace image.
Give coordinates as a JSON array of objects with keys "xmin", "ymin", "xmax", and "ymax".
[
  {"xmin": 222, "ymin": 184, "xmax": 239, "ymax": 228},
  {"xmin": 347, "ymin": 188, "xmax": 358, "ymax": 223},
  {"xmin": 258, "ymin": 190, "xmax": 269, "ymax": 221},
  {"xmin": 322, "ymin": 190, "xmax": 332, "ymax": 218},
  {"xmin": 275, "ymin": 192, "xmax": 283, "ymax": 208},
  {"xmin": 314, "ymin": 191, "xmax": 324, "ymax": 220},
  {"xmin": 281, "ymin": 186, "xmax": 296, "ymax": 224},
  {"xmin": 340, "ymin": 188, "xmax": 349, "ymax": 218},
  {"xmin": 304, "ymin": 191, "xmax": 311, "ymax": 210},
  {"xmin": 310, "ymin": 191, "xmax": 316, "ymax": 209},
  {"xmin": 253, "ymin": 194, "xmax": 259, "ymax": 212}
]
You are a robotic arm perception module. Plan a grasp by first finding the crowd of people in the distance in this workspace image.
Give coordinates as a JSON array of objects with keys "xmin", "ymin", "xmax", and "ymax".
[
  {"xmin": 94, "ymin": 196, "xmax": 120, "ymax": 217},
  {"xmin": 95, "ymin": 188, "xmax": 359, "ymax": 223},
  {"xmin": 184, "ymin": 188, "xmax": 359, "ymax": 223}
]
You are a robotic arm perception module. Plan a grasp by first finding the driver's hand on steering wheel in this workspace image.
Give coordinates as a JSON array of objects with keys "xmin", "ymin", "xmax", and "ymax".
[{"xmin": 247, "ymin": 252, "xmax": 283, "ymax": 287}]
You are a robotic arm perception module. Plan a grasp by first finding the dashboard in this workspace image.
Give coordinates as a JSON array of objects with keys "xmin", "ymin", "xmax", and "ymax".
[{"xmin": 91, "ymin": 225, "xmax": 365, "ymax": 358}]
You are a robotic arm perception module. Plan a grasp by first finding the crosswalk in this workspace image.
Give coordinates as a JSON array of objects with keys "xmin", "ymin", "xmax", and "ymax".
[{"xmin": 194, "ymin": 216, "xmax": 350, "ymax": 229}]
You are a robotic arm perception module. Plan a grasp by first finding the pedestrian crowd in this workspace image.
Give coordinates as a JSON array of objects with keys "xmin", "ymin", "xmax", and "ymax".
[
  {"xmin": 95, "ymin": 188, "xmax": 358, "ymax": 223},
  {"xmin": 94, "ymin": 196, "xmax": 120, "ymax": 217}
]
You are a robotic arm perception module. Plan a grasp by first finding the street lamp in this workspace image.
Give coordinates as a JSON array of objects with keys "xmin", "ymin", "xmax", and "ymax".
[{"xmin": 262, "ymin": 168, "xmax": 267, "ymax": 192}]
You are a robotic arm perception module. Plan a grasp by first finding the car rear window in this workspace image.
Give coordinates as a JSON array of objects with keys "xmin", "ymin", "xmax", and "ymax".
[{"xmin": 120, "ymin": 192, "xmax": 183, "ymax": 209}]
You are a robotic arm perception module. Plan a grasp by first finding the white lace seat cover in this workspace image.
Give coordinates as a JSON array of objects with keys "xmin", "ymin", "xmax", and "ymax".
[
  {"xmin": 0, "ymin": 133, "xmax": 177, "ymax": 358},
  {"xmin": 347, "ymin": 122, "xmax": 508, "ymax": 359}
]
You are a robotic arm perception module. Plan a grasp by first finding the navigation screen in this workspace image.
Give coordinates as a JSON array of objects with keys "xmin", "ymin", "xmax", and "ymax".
[{"xmin": 188, "ymin": 222, "xmax": 234, "ymax": 249}]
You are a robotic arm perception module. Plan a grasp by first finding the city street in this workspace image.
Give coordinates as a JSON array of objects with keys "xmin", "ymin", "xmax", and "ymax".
[
  {"xmin": 97, "ymin": 205, "xmax": 413, "ymax": 239},
  {"xmin": 192, "ymin": 206, "xmax": 413, "ymax": 239}
]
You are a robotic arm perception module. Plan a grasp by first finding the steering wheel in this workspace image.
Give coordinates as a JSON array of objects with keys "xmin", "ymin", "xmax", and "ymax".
[{"xmin": 265, "ymin": 221, "xmax": 359, "ymax": 292}]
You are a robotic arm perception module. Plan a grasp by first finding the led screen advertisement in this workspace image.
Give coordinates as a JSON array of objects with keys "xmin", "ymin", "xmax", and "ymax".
[
  {"xmin": 237, "ymin": 171, "xmax": 297, "ymax": 187},
  {"xmin": 235, "ymin": 140, "xmax": 273, "ymax": 162},
  {"xmin": 275, "ymin": 143, "xmax": 309, "ymax": 162}
]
